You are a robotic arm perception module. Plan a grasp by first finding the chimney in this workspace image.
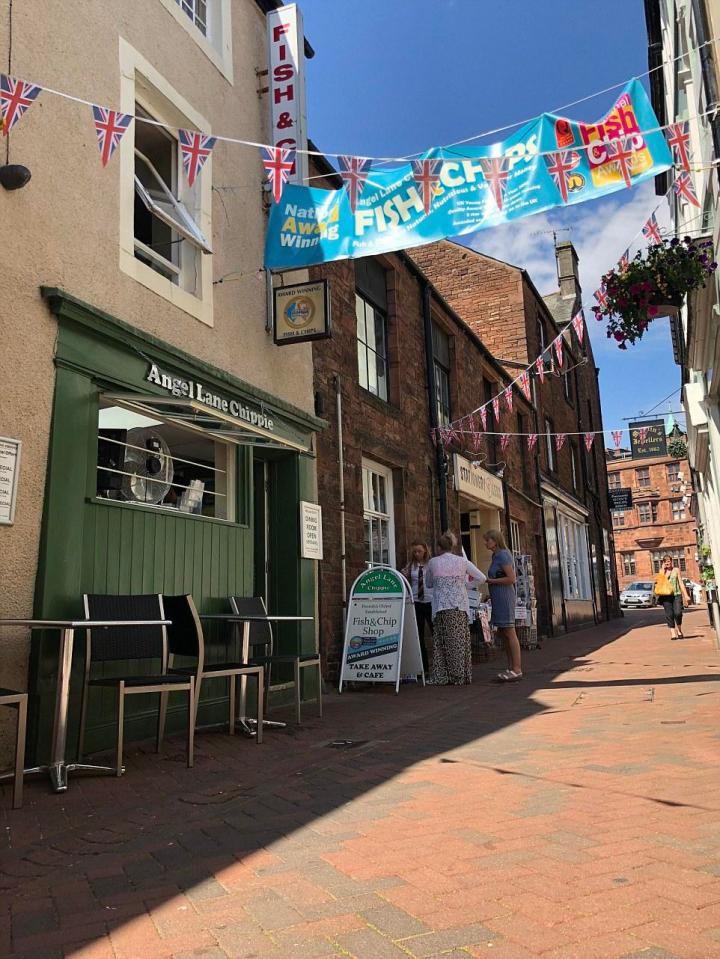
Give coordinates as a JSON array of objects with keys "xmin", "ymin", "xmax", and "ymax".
[{"xmin": 555, "ymin": 240, "xmax": 581, "ymax": 300}]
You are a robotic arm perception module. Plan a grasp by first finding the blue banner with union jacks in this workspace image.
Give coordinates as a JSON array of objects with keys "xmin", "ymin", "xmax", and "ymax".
[{"xmin": 265, "ymin": 79, "xmax": 671, "ymax": 269}]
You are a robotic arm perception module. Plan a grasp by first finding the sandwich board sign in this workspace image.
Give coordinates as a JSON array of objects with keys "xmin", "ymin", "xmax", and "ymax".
[{"xmin": 339, "ymin": 566, "xmax": 425, "ymax": 692}]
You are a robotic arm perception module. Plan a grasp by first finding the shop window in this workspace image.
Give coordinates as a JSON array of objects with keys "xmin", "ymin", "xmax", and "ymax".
[
  {"xmin": 134, "ymin": 104, "xmax": 210, "ymax": 284},
  {"xmin": 362, "ymin": 459, "xmax": 395, "ymax": 567},
  {"xmin": 608, "ymin": 472, "xmax": 621, "ymax": 490},
  {"xmin": 356, "ymin": 261, "xmax": 389, "ymax": 402},
  {"xmin": 612, "ymin": 511, "xmax": 625, "ymax": 528},
  {"xmin": 510, "ymin": 519, "xmax": 522, "ymax": 555},
  {"xmin": 636, "ymin": 467, "xmax": 651, "ymax": 488},
  {"xmin": 96, "ymin": 402, "xmax": 235, "ymax": 521},
  {"xmin": 622, "ymin": 553, "xmax": 636, "ymax": 576},
  {"xmin": 119, "ymin": 40, "xmax": 214, "ymax": 325},
  {"xmin": 667, "ymin": 462, "xmax": 680, "ymax": 483},
  {"xmin": 432, "ymin": 323, "xmax": 451, "ymax": 428},
  {"xmin": 558, "ymin": 512, "xmax": 591, "ymax": 600},
  {"xmin": 671, "ymin": 499, "xmax": 686, "ymax": 521},
  {"xmin": 545, "ymin": 417, "xmax": 555, "ymax": 472},
  {"xmin": 652, "ymin": 550, "xmax": 686, "ymax": 573}
]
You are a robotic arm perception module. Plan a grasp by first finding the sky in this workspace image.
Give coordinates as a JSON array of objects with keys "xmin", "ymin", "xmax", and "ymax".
[{"xmin": 296, "ymin": 0, "xmax": 685, "ymax": 435}]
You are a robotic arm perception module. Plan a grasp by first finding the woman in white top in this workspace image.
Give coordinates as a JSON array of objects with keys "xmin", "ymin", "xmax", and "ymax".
[
  {"xmin": 402, "ymin": 542, "xmax": 433, "ymax": 673},
  {"xmin": 424, "ymin": 531, "xmax": 486, "ymax": 685}
]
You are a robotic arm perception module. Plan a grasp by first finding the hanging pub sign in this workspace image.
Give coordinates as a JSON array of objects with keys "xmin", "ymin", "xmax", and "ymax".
[
  {"xmin": 273, "ymin": 279, "xmax": 331, "ymax": 345},
  {"xmin": 339, "ymin": 567, "xmax": 424, "ymax": 692},
  {"xmin": 629, "ymin": 419, "xmax": 667, "ymax": 460},
  {"xmin": 266, "ymin": 3, "xmax": 308, "ymax": 184},
  {"xmin": 0, "ymin": 437, "xmax": 21, "ymax": 525},
  {"xmin": 608, "ymin": 487, "xmax": 633, "ymax": 512}
]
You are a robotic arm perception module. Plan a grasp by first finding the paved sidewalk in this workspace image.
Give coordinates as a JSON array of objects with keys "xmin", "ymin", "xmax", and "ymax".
[{"xmin": 2, "ymin": 608, "xmax": 720, "ymax": 959}]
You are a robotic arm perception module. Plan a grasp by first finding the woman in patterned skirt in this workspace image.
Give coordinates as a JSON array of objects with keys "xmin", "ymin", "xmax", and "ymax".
[
  {"xmin": 424, "ymin": 531, "xmax": 486, "ymax": 685},
  {"xmin": 483, "ymin": 529, "xmax": 522, "ymax": 683}
]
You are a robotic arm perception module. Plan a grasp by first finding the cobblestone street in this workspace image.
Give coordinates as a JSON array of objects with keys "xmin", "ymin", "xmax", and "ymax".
[{"xmin": 2, "ymin": 607, "xmax": 720, "ymax": 959}]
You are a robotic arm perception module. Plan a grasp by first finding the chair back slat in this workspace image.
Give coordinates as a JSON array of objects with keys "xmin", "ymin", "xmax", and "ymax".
[
  {"xmin": 84, "ymin": 594, "xmax": 165, "ymax": 663},
  {"xmin": 163, "ymin": 594, "xmax": 202, "ymax": 659},
  {"xmin": 229, "ymin": 597, "xmax": 273, "ymax": 654}
]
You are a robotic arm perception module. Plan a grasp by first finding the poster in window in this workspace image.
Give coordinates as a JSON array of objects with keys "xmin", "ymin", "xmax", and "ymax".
[
  {"xmin": 274, "ymin": 279, "xmax": 331, "ymax": 345},
  {"xmin": 629, "ymin": 419, "xmax": 667, "ymax": 460},
  {"xmin": 300, "ymin": 501, "xmax": 323, "ymax": 559}
]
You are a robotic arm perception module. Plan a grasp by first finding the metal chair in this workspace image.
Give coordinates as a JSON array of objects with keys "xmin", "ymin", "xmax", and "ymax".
[
  {"xmin": 80, "ymin": 594, "xmax": 195, "ymax": 775},
  {"xmin": 162, "ymin": 594, "xmax": 264, "ymax": 743},
  {"xmin": 229, "ymin": 596, "xmax": 322, "ymax": 725},
  {"xmin": 0, "ymin": 689, "xmax": 27, "ymax": 808}
]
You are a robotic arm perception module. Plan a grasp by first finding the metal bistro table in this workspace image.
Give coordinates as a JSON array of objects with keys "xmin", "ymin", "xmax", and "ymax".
[
  {"xmin": 200, "ymin": 614, "xmax": 314, "ymax": 735},
  {"xmin": 0, "ymin": 618, "xmax": 170, "ymax": 793}
]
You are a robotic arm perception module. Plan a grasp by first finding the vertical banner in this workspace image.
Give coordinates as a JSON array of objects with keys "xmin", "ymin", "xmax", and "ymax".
[{"xmin": 266, "ymin": 3, "xmax": 308, "ymax": 185}]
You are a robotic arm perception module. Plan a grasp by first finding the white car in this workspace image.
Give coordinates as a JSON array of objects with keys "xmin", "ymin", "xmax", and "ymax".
[{"xmin": 620, "ymin": 581, "xmax": 656, "ymax": 608}]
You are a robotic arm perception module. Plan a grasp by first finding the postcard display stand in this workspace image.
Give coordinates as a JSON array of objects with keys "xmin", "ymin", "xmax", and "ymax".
[
  {"xmin": 514, "ymin": 554, "xmax": 539, "ymax": 649},
  {"xmin": 339, "ymin": 566, "xmax": 425, "ymax": 692}
]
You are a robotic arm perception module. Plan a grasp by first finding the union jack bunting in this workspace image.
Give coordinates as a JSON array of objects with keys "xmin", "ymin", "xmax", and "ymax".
[
  {"xmin": 479, "ymin": 156, "xmax": 510, "ymax": 212},
  {"xmin": 611, "ymin": 430, "xmax": 623, "ymax": 449},
  {"xmin": 518, "ymin": 369, "xmax": 531, "ymax": 402},
  {"xmin": 593, "ymin": 286, "xmax": 609, "ymax": 310},
  {"xmin": 472, "ymin": 431, "xmax": 484, "ymax": 453},
  {"xmin": 503, "ymin": 385, "xmax": 513, "ymax": 412},
  {"xmin": 262, "ymin": 146, "xmax": 295, "ymax": 203},
  {"xmin": 665, "ymin": 121, "xmax": 691, "ymax": 172},
  {"xmin": 91, "ymin": 106, "xmax": 132, "ymax": 167},
  {"xmin": 638, "ymin": 427, "xmax": 649, "ymax": 443},
  {"xmin": 571, "ymin": 312, "xmax": 585, "ymax": 345},
  {"xmin": 535, "ymin": 355, "xmax": 546, "ymax": 384},
  {"xmin": 500, "ymin": 434, "xmax": 511, "ymax": 452},
  {"xmin": 411, "ymin": 158, "xmax": 443, "ymax": 215},
  {"xmin": 553, "ymin": 337, "xmax": 564, "ymax": 368},
  {"xmin": 179, "ymin": 129, "xmax": 217, "ymax": 186},
  {"xmin": 479, "ymin": 407, "xmax": 488, "ymax": 430},
  {"xmin": 492, "ymin": 394, "xmax": 501, "ymax": 423},
  {"xmin": 673, "ymin": 171, "xmax": 700, "ymax": 207},
  {"xmin": 555, "ymin": 433, "xmax": 567, "ymax": 452},
  {"xmin": 527, "ymin": 433, "xmax": 539, "ymax": 453},
  {"xmin": 618, "ymin": 249, "xmax": 630, "ymax": 273},
  {"xmin": 642, "ymin": 213, "xmax": 663, "ymax": 245},
  {"xmin": 606, "ymin": 136, "xmax": 635, "ymax": 189},
  {"xmin": 544, "ymin": 150, "xmax": 581, "ymax": 203},
  {"xmin": 1, "ymin": 74, "xmax": 42, "ymax": 135},
  {"xmin": 584, "ymin": 433, "xmax": 595, "ymax": 452},
  {"xmin": 339, "ymin": 155, "xmax": 372, "ymax": 213}
]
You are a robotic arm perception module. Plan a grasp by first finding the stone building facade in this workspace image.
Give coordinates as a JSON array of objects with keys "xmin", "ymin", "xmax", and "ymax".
[{"xmin": 606, "ymin": 448, "xmax": 701, "ymax": 588}]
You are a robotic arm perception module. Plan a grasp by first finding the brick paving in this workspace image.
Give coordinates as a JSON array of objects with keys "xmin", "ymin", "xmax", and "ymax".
[{"xmin": 2, "ymin": 607, "xmax": 720, "ymax": 958}]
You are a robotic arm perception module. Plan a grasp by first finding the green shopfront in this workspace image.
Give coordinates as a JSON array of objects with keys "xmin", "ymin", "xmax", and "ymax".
[{"xmin": 28, "ymin": 289, "xmax": 323, "ymax": 762}]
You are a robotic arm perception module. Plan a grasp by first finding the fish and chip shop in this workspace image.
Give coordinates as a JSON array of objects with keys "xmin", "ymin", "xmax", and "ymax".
[{"xmin": 25, "ymin": 290, "xmax": 324, "ymax": 761}]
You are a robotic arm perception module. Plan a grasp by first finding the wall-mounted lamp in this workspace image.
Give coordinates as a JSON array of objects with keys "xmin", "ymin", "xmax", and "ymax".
[{"xmin": 0, "ymin": 164, "xmax": 31, "ymax": 190}]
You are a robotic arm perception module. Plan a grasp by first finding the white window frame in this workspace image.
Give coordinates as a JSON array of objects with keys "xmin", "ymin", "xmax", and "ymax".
[
  {"xmin": 157, "ymin": 0, "xmax": 233, "ymax": 82},
  {"xmin": 510, "ymin": 519, "xmax": 522, "ymax": 555},
  {"xmin": 361, "ymin": 458, "xmax": 396, "ymax": 568},
  {"xmin": 671, "ymin": 499, "xmax": 686, "ymax": 522},
  {"xmin": 119, "ymin": 39, "xmax": 214, "ymax": 326},
  {"xmin": 622, "ymin": 553, "xmax": 636, "ymax": 576},
  {"xmin": 612, "ymin": 511, "xmax": 625, "ymax": 527},
  {"xmin": 545, "ymin": 418, "xmax": 555, "ymax": 471},
  {"xmin": 608, "ymin": 472, "xmax": 621, "ymax": 490},
  {"xmin": 558, "ymin": 512, "xmax": 592, "ymax": 600}
]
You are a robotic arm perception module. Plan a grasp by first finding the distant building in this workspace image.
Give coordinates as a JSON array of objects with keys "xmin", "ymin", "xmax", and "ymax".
[{"xmin": 606, "ymin": 425, "xmax": 701, "ymax": 588}]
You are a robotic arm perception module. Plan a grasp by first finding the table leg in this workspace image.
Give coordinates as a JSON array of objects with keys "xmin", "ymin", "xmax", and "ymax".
[
  {"xmin": 238, "ymin": 621, "xmax": 285, "ymax": 731},
  {"xmin": 48, "ymin": 627, "xmax": 75, "ymax": 792}
]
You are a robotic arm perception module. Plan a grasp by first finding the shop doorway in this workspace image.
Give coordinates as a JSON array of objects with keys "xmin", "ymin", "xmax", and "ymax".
[{"xmin": 459, "ymin": 507, "xmax": 497, "ymax": 572}]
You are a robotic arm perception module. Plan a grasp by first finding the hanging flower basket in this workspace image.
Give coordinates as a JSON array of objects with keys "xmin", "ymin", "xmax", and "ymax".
[{"xmin": 592, "ymin": 237, "xmax": 717, "ymax": 349}]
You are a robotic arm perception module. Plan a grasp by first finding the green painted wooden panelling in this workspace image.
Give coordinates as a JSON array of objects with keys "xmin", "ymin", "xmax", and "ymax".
[{"xmin": 29, "ymin": 295, "xmax": 319, "ymax": 762}]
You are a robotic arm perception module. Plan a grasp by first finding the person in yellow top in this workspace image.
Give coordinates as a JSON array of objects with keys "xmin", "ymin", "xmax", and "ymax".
[{"xmin": 654, "ymin": 555, "xmax": 691, "ymax": 640}]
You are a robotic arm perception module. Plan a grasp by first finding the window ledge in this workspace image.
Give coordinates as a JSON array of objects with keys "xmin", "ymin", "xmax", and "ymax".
[
  {"xmin": 359, "ymin": 389, "xmax": 401, "ymax": 418},
  {"xmin": 87, "ymin": 496, "xmax": 248, "ymax": 529}
]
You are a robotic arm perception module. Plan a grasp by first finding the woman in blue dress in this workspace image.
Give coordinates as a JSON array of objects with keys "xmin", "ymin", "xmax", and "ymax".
[{"xmin": 484, "ymin": 529, "xmax": 522, "ymax": 682}]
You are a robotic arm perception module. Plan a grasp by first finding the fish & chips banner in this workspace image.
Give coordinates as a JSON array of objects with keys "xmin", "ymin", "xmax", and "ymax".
[{"xmin": 265, "ymin": 80, "xmax": 672, "ymax": 270}]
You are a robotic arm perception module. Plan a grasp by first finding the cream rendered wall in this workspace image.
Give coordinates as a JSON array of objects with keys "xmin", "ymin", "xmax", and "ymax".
[{"xmin": 0, "ymin": 0, "xmax": 315, "ymax": 765}]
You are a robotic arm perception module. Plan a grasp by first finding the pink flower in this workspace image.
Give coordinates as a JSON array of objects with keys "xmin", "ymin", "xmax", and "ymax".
[
  {"xmin": 648, "ymin": 305, "xmax": 658, "ymax": 316},
  {"xmin": 613, "ymin": 331, "xmax": 625, "ymax": 342}
]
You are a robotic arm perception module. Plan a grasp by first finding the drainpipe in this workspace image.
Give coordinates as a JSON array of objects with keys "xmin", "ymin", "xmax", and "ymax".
[
  {"xmin": 422, "ymin": 280, "xmax": 449, "ymax": 531},
  {"xmin": 691, "ymin": 0, "xmax": 720, "ymax": 175},
  {"xmin": 334, "ymin": 375, "xmax": 348, "ymax": 624}
]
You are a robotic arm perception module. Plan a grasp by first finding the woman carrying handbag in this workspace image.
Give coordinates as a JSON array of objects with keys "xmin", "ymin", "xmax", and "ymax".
[{"xmin": 654, "ymin": 555, "xmax": 690, "ymax": 640}]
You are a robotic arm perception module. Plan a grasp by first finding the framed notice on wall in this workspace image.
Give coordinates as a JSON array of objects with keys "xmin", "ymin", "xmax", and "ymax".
[
  {"xmin": 274, "ymin": 279, "xmax": 331, "ymax": 345},
  {"xmin": 0, "ymin": 437, "xmax": 21, "ymax": 525},
  {"xmin": 300, "ymin": 501, "xmax": 323, "ymax": 559}
]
